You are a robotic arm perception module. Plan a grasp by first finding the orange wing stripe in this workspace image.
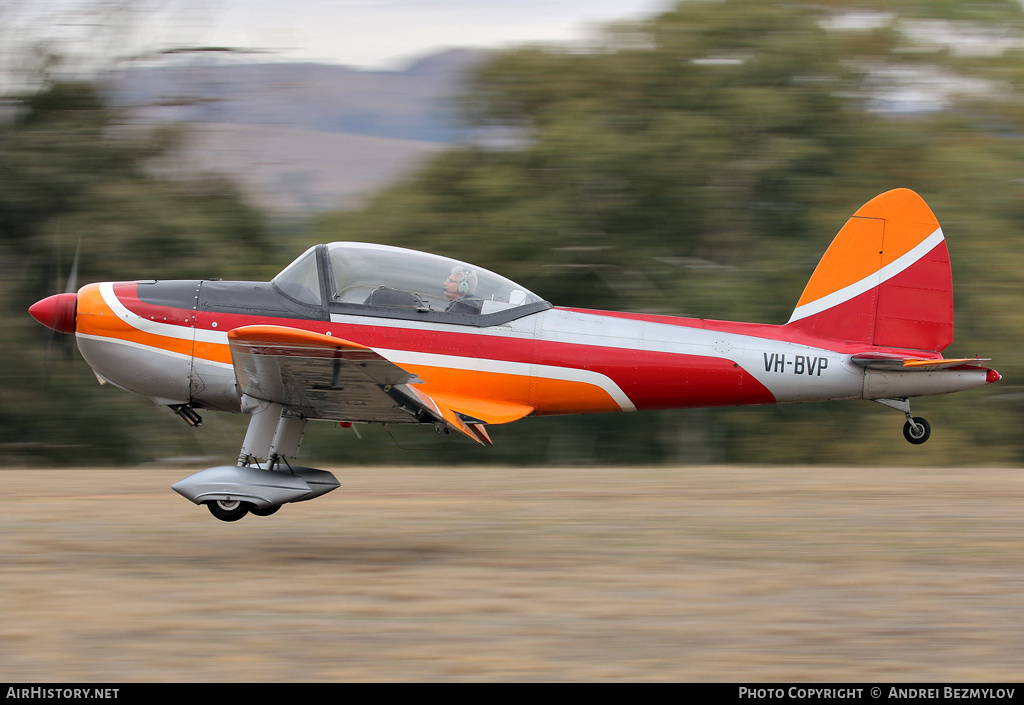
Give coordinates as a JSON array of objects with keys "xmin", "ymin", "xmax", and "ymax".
[{"xmin": 228, "ymin": 325, "xmax": 370, "ymax": 350}]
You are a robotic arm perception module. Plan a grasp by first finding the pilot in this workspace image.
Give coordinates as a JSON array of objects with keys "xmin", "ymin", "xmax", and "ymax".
[{"xmin": 443, "ymin": 266, "xmax": 482, "ymax": 314}]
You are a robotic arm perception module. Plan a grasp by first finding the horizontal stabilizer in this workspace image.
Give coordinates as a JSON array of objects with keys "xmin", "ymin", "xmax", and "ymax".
[{"xmin": 851, "ymin": 352, "xmax": 992, "ymax": 372}]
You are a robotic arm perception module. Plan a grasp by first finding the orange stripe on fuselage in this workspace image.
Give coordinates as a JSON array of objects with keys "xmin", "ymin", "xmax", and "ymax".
[
  {"xmin": 79, "ymin": 283, "xmax": 625, "ymax": 415},
  {"xmin": 796, "ymin": 189, "xmax": 940, "ymax": 308},
  {"xmin": 528, "ymin": 377, "xmax": 622, "ymax": 415},
  {"xmin": 76, "ymin": 283, "xmax": 195, "ymax": 358},
  {"xmin": 192, "ymin": 339, "xmax": 233, "ymax": 365},
  {"xmin": 76, "ymin": 283, "xmax": 233, "ymax": 365}
]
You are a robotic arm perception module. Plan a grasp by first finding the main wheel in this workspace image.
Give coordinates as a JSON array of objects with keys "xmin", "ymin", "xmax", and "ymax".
[
  {"xmin": 903, "ymin": 417, "xmax": 931, "ymax": 445},
  {"xmin": 250, "ymin": 505, "xmax": 281, "ymax": 517},
  {"xmin": 206, "ymin": 499, "xmax": 251, "ymax": 522}
]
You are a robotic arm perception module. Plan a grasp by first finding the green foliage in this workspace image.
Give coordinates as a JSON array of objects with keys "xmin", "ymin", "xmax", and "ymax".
[
  {"xmin": 315, "ymin": 0, "xmax": 1024, "ymax": 466},
  {"xmin": 9, "ymin": 0, "xmax": 1024, "ymax": 467},
  {"xmin": 0, "ymin": 80, "xmax": 272, "ymax": 464}
]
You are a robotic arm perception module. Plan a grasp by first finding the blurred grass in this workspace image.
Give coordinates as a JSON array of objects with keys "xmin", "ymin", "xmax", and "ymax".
[{"xmin": 1, "ymin": 463, "xmax": 1023, "ymax": 681}]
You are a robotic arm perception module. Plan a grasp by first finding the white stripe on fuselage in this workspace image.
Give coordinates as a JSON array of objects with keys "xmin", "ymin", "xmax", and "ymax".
[
  {"xmin": 91, "ymin": 288, "xmax": 638, "ymax": 410},
  {"xmin": 534, "ymin": 308, "xmax": 864, "ymax": 403},
  {"xmin": 99, "ymin": 282, "xmax": 226, "ymax": 345},
  {"xmin": 76, "ymin": 331, "xmax": 195, "ymax": 364},
  {"xmin": 378, "ymin": 348, "xmax": 638, "ymax": 412},
  {"xmin": 333, "ymin": 307, "xmax": 864, "ymax": 404}
]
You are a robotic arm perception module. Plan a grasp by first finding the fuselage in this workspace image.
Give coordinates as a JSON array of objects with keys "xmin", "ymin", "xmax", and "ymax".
[{"xmin": 71, "ymin": 278, "xmax": 993, "ymax": 421}]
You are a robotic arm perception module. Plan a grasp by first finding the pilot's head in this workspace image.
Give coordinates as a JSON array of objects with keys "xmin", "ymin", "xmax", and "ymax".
[{"xmin": 443, "ymin": 266, "xmax": 477, "ymax": 302}]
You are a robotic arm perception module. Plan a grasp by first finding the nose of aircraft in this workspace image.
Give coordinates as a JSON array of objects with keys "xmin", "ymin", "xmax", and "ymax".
[{"xmin": 29, "ymin": 292, "xmax": 78, "ymax": 334}]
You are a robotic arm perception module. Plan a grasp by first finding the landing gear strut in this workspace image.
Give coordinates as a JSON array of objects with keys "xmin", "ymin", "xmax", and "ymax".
[{"xmin": 875, "ymin": 398, "xmax": 931, "ymax": 445}]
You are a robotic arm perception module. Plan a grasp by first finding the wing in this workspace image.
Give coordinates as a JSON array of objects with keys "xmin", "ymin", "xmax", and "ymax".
[
  {"xmin": 227, "ymin": 325, "xmax": 533, "ymax": 445},
  {"xmin": 850, "ymin": 352, "xmax": 992, "ymax": 372}
]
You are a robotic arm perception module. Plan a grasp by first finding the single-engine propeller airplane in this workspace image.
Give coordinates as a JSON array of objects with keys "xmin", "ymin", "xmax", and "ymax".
[{"xmin": 29, "ymin": 188, "xmax": 1000, "ymax": 522}]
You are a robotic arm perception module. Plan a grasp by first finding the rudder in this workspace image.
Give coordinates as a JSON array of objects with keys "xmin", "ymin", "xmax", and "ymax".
[{"xmin": 786, "ymin": 189, "xmax": 953, "ymax": 352}]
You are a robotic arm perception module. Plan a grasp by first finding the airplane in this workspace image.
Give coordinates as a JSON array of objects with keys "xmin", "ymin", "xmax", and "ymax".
[{"xmin": 28, "ymin": 188, "xmax": 1000, "ymax": 522}]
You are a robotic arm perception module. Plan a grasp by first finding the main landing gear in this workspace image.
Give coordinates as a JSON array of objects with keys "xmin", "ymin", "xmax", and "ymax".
[
  {"xmin": 207, "ymin": 498, "xmax": 250, "ymax": 522},
  {"xmin": 174, "ymin": 460, "xmax": 340, "ymax": 523},
  {"xmin": 204, "ymin": 489, "xmax": 285, "ymax": 521},
  {"xmin": 171, "ymin": 398, "xmax": 340, "ymax": 522},
  {"xmin": 875, "ymin": 398, "xmax": 931, "ymax": 445}
]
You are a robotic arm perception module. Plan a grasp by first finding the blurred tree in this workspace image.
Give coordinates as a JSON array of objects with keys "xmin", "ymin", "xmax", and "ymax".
[
  {"xmin": 316, "ymin": 0, "xmax": 1024, "ymax": 466},
  {"xmin": 0, "ymin": 79, "xmax": 271, "ymax": 464}
]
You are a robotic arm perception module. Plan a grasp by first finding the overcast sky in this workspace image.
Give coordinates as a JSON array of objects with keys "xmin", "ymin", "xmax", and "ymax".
[
  {"xmin": 211, "ymin": 0, "xmax": 671, "ymax": 67},
  {"xmin": 12, "ymin": 0, "xmax": 672, "ymax": 71}
]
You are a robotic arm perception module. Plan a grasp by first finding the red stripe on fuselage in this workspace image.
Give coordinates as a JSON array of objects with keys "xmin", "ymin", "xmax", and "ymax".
[
  {"xmin": 118, "ymin": 281, "xmax": 779, "ymax": 410},
  {"xmin": 112, "ymin": 282, "xmax": 196, "ymax": 326},
  {"xmin": 532, "ymin": 339, "xmax": 775, "ymax": 409},
  {"xmin": 205, "ymin": 306, "xmax": 777, "ymax": 410}
]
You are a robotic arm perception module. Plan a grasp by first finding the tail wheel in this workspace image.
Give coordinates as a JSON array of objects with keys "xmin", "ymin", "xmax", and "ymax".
[
  {"xmin": 206, "ymin": 499, "xmax": 251, "ymax": 522},
  {"xmin": 903, "ymin": 417, "xmax": 931, "ymax": 445}
]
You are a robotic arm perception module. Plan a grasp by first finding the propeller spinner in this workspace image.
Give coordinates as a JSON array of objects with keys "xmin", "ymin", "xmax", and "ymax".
[
  {"xmin": 32, "ymin": 235, "xmax": 81, "ymax": 335},
  {"xmin": 29, "ymin": 292, "xmax": 78, "ymax": 334}
]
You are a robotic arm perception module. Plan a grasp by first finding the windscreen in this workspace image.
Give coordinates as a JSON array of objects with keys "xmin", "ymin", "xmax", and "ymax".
[{"xmin": 270, "ymin": 245, "xmax": 322, "ymax": 306}]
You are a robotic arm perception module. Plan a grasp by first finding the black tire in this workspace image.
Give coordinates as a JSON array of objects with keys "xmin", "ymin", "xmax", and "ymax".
[
  {"xmin": 206, "ymin": 499, "xmax": 251, "ymax": 522},
  {"xmin": 250, "ymin": 505, "xmax": 281, "ymax": 517},
  {"xmin": 903, "ymin": 417, "xmax": 931, "ymax": 445}
]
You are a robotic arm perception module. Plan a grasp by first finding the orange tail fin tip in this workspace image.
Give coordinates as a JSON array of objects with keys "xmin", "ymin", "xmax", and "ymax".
[{"xmin": 787, "ymin": 189, "xmax": 953, "ymax": 352}]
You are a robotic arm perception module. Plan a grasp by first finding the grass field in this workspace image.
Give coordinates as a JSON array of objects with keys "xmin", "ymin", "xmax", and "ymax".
[{"xmin": 1, "ymin": 464, "xmax": 1022, "ymax": 681}]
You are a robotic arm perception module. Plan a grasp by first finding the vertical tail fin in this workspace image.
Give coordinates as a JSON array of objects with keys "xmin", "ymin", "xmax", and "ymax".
[{"xmin": 786, "ymin": 189, "xmax": 953, "ymax": 352}]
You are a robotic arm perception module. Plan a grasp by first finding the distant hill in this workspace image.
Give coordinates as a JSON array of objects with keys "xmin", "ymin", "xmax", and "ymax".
[{"xmin": 103, "ymin": 49, "xmax": 491, "ymax": 212}]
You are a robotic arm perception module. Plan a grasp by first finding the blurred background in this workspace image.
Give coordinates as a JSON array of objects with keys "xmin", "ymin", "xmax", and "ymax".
[{"xmin": 3, "ymin": 0, "xmax": 1024, "ymax": 468}]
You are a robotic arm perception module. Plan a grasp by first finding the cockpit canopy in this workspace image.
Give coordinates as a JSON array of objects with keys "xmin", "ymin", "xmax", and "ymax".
[{"xmin": 272, "ymin": 242, "xmax": 548, "ymax": 325}]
